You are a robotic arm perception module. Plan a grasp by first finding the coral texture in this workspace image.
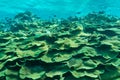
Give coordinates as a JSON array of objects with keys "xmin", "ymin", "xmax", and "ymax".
[{"xmin": 0, "ymin": 11, "xmax": 120, "ymax": 80}]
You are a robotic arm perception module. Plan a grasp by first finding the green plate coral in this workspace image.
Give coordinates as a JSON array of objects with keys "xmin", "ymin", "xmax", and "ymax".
[{"xmin": 0, "ymin": 11, "xmax": 120, "ymax": 80}]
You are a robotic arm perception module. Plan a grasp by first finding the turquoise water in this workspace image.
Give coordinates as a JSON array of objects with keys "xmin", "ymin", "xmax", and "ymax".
[
  {"xmin": 0, "ymin": 0, "xmax": 120, "ymax": 80},
  {"xmin": 0, "ymin": 0, "xmax": 120, "ymax": 19}
]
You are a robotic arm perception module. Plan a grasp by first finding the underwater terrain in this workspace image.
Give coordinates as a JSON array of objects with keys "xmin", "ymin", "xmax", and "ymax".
[
  {"xmin": 0, "ymin": 0, "xmax": 120, "ymax": 80},
  {"xmin": 0, "ymin": 11, "xmax": 120, "ymax": 80}
]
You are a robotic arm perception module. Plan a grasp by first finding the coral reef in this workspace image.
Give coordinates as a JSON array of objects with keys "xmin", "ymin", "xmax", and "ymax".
[{"xmin": 0, "ymin": 11, "xmax": 120, "ymax": 80}]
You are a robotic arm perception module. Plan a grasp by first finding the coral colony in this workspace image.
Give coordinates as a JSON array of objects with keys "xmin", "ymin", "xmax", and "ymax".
[{"xmin": 0, "ymin": 11, "xmax": 120, "ymax": 80}]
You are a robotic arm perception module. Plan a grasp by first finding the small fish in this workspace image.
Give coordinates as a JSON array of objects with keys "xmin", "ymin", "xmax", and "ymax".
[
  {"xmin": 53, "ymin": 15, "xmax": 57, "ymax": 17},
  {"xmin": 76, "ymin": 12, "xmax": 81, "ymax": 14}
]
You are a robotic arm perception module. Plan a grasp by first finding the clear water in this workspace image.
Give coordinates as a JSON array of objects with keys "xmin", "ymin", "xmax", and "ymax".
[
  {"xmin": 0, "ymin": 0, "xmax": 120, "ymax": 19},
  {"xmin": 0, "ymin": 1, "xmax": 120, "ymax": 80}
]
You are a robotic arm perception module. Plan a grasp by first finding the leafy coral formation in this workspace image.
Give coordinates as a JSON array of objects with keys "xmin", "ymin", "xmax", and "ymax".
[{"xmin": 0, "ymin": 11, "xmax": 120, "ymax": 80}]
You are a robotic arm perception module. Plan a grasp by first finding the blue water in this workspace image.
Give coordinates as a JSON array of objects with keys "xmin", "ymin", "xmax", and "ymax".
[{"xmin": 0, "ymin": 0, "xmax": 120, "ymax": 19}]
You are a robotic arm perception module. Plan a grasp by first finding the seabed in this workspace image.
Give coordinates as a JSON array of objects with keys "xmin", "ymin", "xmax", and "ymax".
[{"xmin": 0, "ymin": 11, "xmax": 120, "ymax": 80}]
